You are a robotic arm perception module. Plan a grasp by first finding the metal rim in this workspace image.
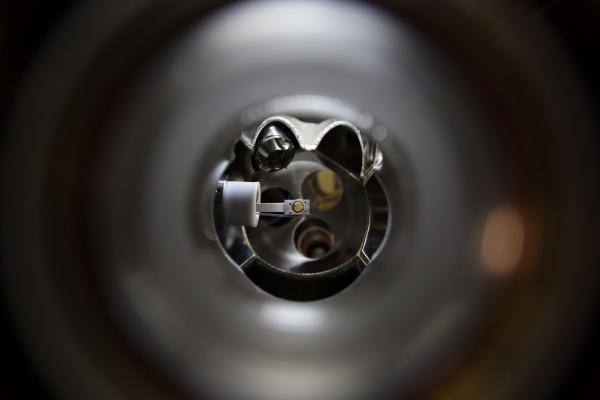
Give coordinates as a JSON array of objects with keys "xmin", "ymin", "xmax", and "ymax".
[{"xmin": 1, "ymin": 1, "xmax": 598, "ymax": 399}]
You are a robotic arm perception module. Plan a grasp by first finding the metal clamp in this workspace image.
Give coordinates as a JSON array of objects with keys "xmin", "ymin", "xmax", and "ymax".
[{"xmin": 257, "ymin": 199, "xmax": 310, "ymax": 217}]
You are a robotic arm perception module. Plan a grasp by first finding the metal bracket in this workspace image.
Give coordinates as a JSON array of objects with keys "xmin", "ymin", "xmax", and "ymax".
[{"xmin": 256, "ymin": 199, "xmax": 310, "ymax": 217}]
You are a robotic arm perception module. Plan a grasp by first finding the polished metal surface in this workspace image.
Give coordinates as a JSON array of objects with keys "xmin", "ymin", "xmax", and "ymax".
[
  {"xmin": 94, "ymin": 1, "xmax": 489, "ymax": 393},
  {"xmin": 255, "ymin": 199, "xmax": 310, "ymax": 216},
  {"xmin": 244, "ymin": 115, "xmax": 383, "ymax": 183},
  {"xmin": 252, "ymin": 124, "xmax": 296, "ymax": 172},
  {"xmin": 2, "ymin": 1, "xmax": 598, "ymax": 400},
  {"xmin": 215, "ymin": 115, "xmax": 389, "ymax": 299},
  {"xmin": 245, "ymin": 153, "xmax": 372, "ymax": 272}
]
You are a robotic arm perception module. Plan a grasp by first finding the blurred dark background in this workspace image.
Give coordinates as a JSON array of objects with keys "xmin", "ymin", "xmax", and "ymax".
[
  {"xmin": 1, "ymin": 4, "xmax": 74, "ymax": 397},
  {"xmin": 1, "ymin": 1, "xmax": 598, "ymax": 398}
]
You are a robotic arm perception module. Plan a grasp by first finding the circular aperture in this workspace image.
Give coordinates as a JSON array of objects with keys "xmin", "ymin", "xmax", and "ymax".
[
  {"xmin": 260, "ymin": 187, "xmax": 292, "ymax": 227},
  {"xmin": 4, "ymin": 0, "xmax": 596, "ymax": 398},
  {"xmin": 294, "ymin": 218, "xmax": 335, "ymax": 259},
  {"xmin": 302, "ymin": 169, "xmax": 343, "ymax": 212}
]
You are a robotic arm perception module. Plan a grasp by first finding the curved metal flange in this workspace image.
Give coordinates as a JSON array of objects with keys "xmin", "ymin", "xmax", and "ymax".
[
  {"xmin": 215, "ymin": 114, "xmax": 391, "ymax": 300},
  {"xmin": 241, "ymin": 115, "xmax": 383, "ymax": 183}
]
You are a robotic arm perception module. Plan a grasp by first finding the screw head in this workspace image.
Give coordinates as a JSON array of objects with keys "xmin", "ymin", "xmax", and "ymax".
[
  {"xmin": 252, "ymin": 125, "xmax": 296, "ymax": 171},
  {"xmin": 291, "ymin": 201, "xmax": 305, "ymax": 213}
]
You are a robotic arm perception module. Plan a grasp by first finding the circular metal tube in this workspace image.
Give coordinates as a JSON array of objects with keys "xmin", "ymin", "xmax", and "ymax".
[{"xmin": 1, "ymin": 1, "xmax": 598, "ymax": 399}]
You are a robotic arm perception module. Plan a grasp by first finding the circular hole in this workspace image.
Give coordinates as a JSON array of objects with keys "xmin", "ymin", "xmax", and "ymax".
[
  {"xmin": 302, "ymin": 169, "xmax": 343, "ymax": 212},
  {"xmin": 294, "ymin": 218, "xmax": 335, "ymax": 259},
  {"xmin": 260, "ymin": 187, "xmax": 291, "ymax": 227}
]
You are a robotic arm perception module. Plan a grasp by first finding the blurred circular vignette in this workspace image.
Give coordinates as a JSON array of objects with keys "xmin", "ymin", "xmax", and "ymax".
[{"xmin": 1, "ymin": 1, "xmax": 599, "ymax": 399}]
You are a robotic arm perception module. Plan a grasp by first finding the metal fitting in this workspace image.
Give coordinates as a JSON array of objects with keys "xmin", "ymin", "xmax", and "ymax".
[{"xmin": 252, "ymin": 124, "xmax": 296, "ymax": 171}]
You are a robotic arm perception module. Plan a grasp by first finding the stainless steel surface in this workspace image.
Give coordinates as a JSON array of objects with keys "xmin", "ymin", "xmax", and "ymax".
[
  {"xmin": 95, "ymin": 0, "xmax": 485, "ymax": 392},
  {"xmin": 283, "ymin": 199, "xmax": 309, "ymax": 216},
  {"xmin": 215, "ymin": 115, "xmax": 389, "ymax": 300},
  {"xmin": 1, "ymin": 1, "xmax": 598, "ymax": 400},
  {"xmin": 252, "ymin": 124, "xmax": 296, "ymax": 172},
  {"xmin": 255, "ymin": 199, "xmax": 310, "ymax": 216},
  {"xmin": 245, "ymin": 153, "xmax": 373, "ymax": 271},
  {"xmin": 245, "ymin": 115, "xmax": 383, "ymax": 183}
]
